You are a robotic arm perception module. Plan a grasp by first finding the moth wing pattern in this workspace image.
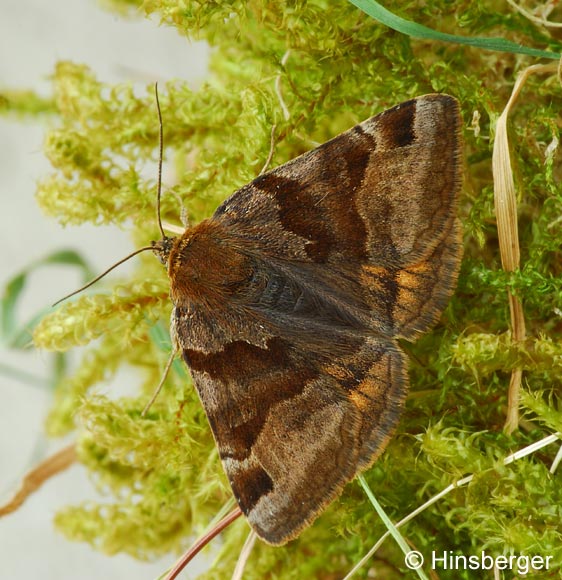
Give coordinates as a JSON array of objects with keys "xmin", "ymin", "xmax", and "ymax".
[
  {"xmin": 214, "ymin": 93, "xmax": 463, "ymax": 341},
  {"xmin": 182, "ymin": 334, "xmax": 407, "ymax": 545},
  {"xmin": 167, "ymin": 94, "xmax": 463, "ymax": 544}
]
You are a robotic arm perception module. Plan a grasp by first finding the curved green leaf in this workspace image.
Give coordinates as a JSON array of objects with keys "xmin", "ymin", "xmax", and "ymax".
[
  {"xmin": 1, "ymin": 249, "xmax": 93, "ymax": 349},
  {"xmin": 349, "ymin": 0, "xmax": 560, "ymax": 60}
]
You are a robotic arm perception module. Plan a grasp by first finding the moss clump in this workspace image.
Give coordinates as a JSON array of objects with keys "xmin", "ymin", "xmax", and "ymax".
[{"xmin": 5, "ymin": 0, "xmax": 561, "ymax": 578}]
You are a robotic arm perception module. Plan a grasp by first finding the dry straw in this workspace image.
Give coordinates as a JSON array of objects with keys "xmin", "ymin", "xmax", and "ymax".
[{"xmin": 492, "ymin": 59, "xmax": 562, "ymax": 433}]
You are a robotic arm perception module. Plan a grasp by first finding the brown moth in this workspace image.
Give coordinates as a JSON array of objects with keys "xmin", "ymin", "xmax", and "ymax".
[{"xmin": 151, "ymin": 94, "xmax": 463, "ymax": 545}]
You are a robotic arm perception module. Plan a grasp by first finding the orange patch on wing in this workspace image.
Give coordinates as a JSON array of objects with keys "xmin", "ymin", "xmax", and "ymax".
[{"xmin": 361, "ymin": 265, "xmax": 392, "ymax": 293}]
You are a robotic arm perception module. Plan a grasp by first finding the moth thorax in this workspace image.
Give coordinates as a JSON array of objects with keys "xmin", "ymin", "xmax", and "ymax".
[{"xmin": 168, "ymin": 223, "xmax": 254, "ymax": 305}]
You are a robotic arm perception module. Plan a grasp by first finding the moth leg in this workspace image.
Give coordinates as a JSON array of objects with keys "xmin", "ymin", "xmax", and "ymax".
[{"xmin": 141, "ymin": 346, "xmax": 179, "ymax": 417}]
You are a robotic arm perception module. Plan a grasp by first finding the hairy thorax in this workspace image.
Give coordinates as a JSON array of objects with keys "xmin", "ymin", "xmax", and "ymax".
[{"xmin": 167, "ymin": 220, "xmax": 255, "ymax": 309}]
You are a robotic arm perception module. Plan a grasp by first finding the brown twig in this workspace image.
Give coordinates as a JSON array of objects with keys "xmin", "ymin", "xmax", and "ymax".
[
  {"xmin": 164, "ymin": 507, "xmax": 243, "ymax": 580},
  {"xmin": 0, "ymin": 444, "xmax": 77, "ymax": 517}
]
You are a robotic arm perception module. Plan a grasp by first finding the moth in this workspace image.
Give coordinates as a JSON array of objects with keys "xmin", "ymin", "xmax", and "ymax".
[{"xmin": 150, "ymin": 93, "xmax": 463, "ymax": 545}]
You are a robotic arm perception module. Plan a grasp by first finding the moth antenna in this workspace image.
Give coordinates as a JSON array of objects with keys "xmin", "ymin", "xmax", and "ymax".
[
  {"xmin": 154, "ymin": 85, "xmax": 189, "ymax": 232},
  {"xmin": 154, "ymin": 82, "xmax": 166, "ymax": 240},
  {"xmin": 52, "ymin": 245, "xmax": 154, "ymax": 307},
  {"xmin": 54, "ymin": 87, "xmax": 168, "ymax": 308}
]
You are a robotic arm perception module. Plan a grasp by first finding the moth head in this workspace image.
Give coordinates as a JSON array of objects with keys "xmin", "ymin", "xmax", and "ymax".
[{"xmin": 151, "ymin": 235, "xmax": 177, "ymax": 267}]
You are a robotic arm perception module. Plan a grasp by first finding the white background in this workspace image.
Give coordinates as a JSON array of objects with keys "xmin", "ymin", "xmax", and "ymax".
[{"xmin": 0, "ymin": 1, "xmax": 211, "ymax": 577}]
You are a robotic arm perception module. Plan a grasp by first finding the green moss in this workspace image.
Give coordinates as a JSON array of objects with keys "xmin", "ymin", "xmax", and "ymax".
[
  {"xmin": 0, "ymin": 90, "xmax": 56, "ymax": 117},
  {"xmin": 6, "ymin": 0, "xmax": 562, "ymax": 578}
]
